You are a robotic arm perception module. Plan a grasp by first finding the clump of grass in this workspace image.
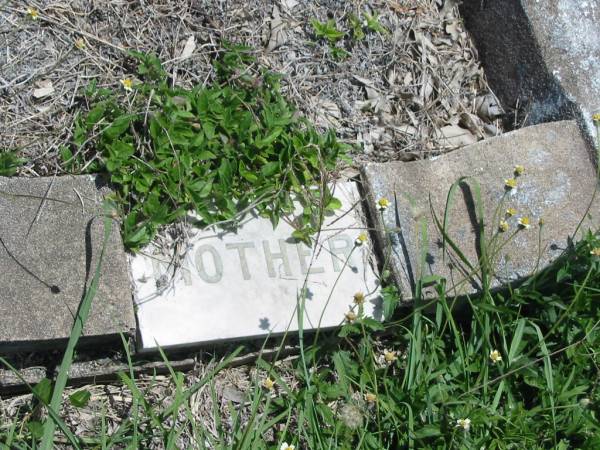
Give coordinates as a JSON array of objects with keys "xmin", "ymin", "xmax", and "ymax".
[{"xmin": 310, "ymin": 9, "xmax": 389, "ymax": 61}]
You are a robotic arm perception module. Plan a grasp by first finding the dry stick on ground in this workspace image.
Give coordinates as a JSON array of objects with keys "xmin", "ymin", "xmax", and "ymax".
[{"xmin": 25, "ymin": 172, "xmax": 56, "ymax": 238}]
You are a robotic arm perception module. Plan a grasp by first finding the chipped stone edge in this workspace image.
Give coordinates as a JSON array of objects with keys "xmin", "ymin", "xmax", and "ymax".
[{"xmin": 358, "ymin": 168, "xmax": 414, "ymax": 303}]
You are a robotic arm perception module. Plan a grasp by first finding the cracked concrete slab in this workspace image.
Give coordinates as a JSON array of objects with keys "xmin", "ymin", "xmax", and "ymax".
[{"xmin": 361, "ymin": 121, "xmax": 599, "ymax": 301}]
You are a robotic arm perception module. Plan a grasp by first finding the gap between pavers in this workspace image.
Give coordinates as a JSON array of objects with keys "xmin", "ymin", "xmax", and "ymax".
[{"xmin": 361, "ymin": 120, "xmax": 599, "ymax": 302}]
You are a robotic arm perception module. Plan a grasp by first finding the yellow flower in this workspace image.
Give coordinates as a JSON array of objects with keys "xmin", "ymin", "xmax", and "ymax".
[
  {"xmin": 455, "ymin": 418, "xmax": 471, "ymax": 431},
  {"xmin": 518, "ymin": 217, "xmax": 531, "ymax": 229},
  {"xmin": 383, "ymin": 350, "xmax": 397, "ymax": 364},
  {"xmin": 377, "ymin": 197, "xmax": 390, "ymax": 211},
  {"xmin": 514, "ymin": 165, "xmax": 525, "ymax": 176},
  {"xmin": 353, "ymin": 292, "xmax": 365, "ymax": 305},
  {"xmin": 506, "ymin": 207, "xmax": 517, "ymax": 217},
  {"xmin": 498, "ymin": 220, "xmax": 509, "ymax": 233},
  {"xmin": 120, "ymin": 78, "xmax": 134, "ymax": 91},
  {"xmin": 355, "ymin": 232, "xmax": 368, "ymax": 246},
  {"xmin": 280, "ymin": 443, "xmax": 295, "ymax": 450},
  {"xmin": 345, "ymin": 310, "xmax": 357, "ymax": 323},
  {"xmin": 591, "ymin": 247, "xmax": 600, "ymax": 257},
  {"xmin": 74, "ymin": 38, "xmax": 86, "ymax": 49},
  {"xmin": 262, "ymin": 377, "xmax": 275, "ymax": 391},
  {"xmin": 26, "ymin": 7, "xmax": 39, "ymax": 19},
  {"xmin": 593, "ymin": 113, "xmax": 600, "ymax": 123},
  {"xmin": 538, "ymin": 217, "xmax": 544, "ymax": 227},
  {"xmin": 364, "ymin": 392, "xmax": 377, "ymax": 403},
  {"xmin": 504, "ymin": 178, "xmax": 517, "ymax": 189},
  {"xmin": 489, "ymin": 349, "xmax": 502, "ymax": 364}
]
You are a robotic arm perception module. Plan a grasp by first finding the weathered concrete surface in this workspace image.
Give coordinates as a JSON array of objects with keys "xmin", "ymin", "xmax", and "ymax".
[
  {"xmin": 0, "ymin": 358, "xmax": 196, "ymax": 395},
  {"xmin": 0, "ymin": 175, "xmax": 135, "ymax": 352},
  {"xmin": 460, "ymin": 0, "xmax": 600, "ymax": 142},
  {"xmin": 131, "ymin": 182, "xmax": 380, "ymax": 352},
  {"xmin": 0, "ymin": 366, "xmax": 46, "ymax": 395},
  {"xmin": 361, "ymin": 121, "xmax": 599, "ymax": 301}
]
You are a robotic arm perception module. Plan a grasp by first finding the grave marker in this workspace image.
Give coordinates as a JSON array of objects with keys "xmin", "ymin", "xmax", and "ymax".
[
  {"xmin": 461, "ymin": 0, "xmax": 600, "ymax": 140},
  {"xmin": 131, "ymin": 182, "xmax": 380, "ymax": 351}
]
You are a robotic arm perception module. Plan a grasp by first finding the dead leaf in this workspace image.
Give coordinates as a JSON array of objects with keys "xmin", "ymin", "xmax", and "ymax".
[
  {"xmin": 266, "ymin": 6, "xmax": 286, "ymax": 52},
  {"xmin": 386, "ymin": 68, "xmax": 398, "ymax": 85},
  {"xmin": 459, "ymin": 112, "xmax": 485, "ymax": 138},
  {"xmin": 475, "ymin": 94, "xmax": 504, "ymax": 121},
  {"xmin": 314, "ymin": 99, "xmax": 341, "ymax": 127},
  {"xmin": 281, "ymin": 0, "xmax": 299, "ymax": 10},
  {"xmin": 414, "ymin": 31, "xmax": 437, "ymax": 54},
  {"xmin": 33, "ymin": 80, "xmax": 54, "ymax": 98},
  {"xmin": 434, "ymin": 124, "xmax": 477, "ymax": 148},
  {"xmin": 440, "ymin": 0, "xmax": 460, "ymax": 18},
  {"xmin": 446, "ymin": 21, "xmax": 460, "ymax": 40},
  {"xmin": 365, "ymin": 86, "xmax": 380, "ymax": 101},
  {"xmin": 222, "ymin": 385, "xmax": 245, "ymax": 404},
  {"xmin": 357, "ymin": 86, "xmax": 391, "ymax": 114},
  {"xmin": 320, "ymin": 100, "xmax": 341, "ymax": 119},
  {"xmin": 35, "ymin": 105, "xmax": 52, "ymax": 113},
  {"xmin": 392, "ymin": 123, "xmax": 418, "ymax": 136},
  {"xmin": 406, "ymin": 109, "xmax": 419, "ymax": 128},
  {"xmin": 179, "ymin": 35, "xmax": 196, "ymax": 60},
  {"xmin": 483, "ymin": 123, "xmax": 500, "ymax": 137},
  {"xmin": 419, "ymin": 73, "xmax": 434, "ymax": 104},
  {"xmin": 353, "ymin": 75, "xmax": 376, "ymax": 88}
]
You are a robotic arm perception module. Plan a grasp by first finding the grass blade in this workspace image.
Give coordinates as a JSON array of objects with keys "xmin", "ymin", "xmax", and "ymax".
[
  {"xmin": 0, "ymin": 357, "xmax": 81, "ymax": 448},
  {"xmin": 41, "ymin": 206, "xmax": 114, "ymax": 449},
  {"xmin": 508, "ymin": 318, "xmax": 526, "ymax": 365}
]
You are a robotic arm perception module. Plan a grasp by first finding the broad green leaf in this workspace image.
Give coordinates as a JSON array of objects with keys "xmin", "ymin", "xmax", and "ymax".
[
  {"xmin": 32, "ymin": 378, "xmax": 53, "ymax": 405},
  {"xmin": 69, "ymin": 389, "xmax": 91, "ymax": 408},
  {"xmin": 261, "ymin": 161, "xmax": 280, "ymax": 177},
  {"xmin": 413, "ymin": 424, "xmax": 441, "ymax": 439},
  {"xmin": 0, "ymin": 151, "xmax": 27, "ymax": 176},
  {"xmin": 104, "ymin": 115, "xmax": 132, "ymax": 140},
  {"xmin": 86, "ymin": 103, "xmax": 107, "ymax": 127},
  {"xmin": 326, "ymin": 196, "xmax": 342, "ymax": 210},
  {"xmin": 197, "ymin": 150, "xmax": 216, "ymax": 160},
  {"xmin": 27, "ymin": 421, "xmax": 44, "ymax": 439}
]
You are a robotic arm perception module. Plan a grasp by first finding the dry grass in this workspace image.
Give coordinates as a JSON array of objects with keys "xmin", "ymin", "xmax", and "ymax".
[
  {"xmin": 1, "ymin": 343, "xmax": 304, "ymax": 448},
  {"xmin": 1, "ymin": 0, "xmax": 500, "ymax": 175}
]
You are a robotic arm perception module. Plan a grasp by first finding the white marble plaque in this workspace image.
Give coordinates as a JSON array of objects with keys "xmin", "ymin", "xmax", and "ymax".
[{"xmin": 131, "ymin": 182, "xmax": 381, "ymax": 351}]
